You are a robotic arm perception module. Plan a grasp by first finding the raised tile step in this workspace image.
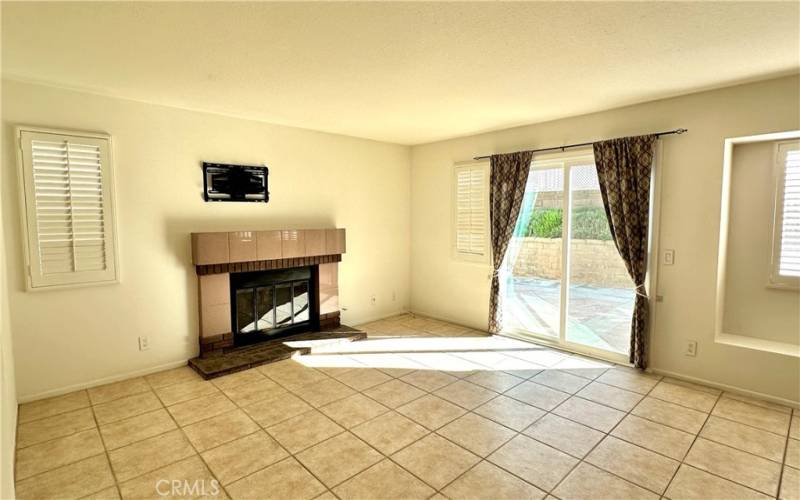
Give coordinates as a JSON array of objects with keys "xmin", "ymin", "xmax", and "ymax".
[{"xmin": 188, "ymin": 326, "xmax": 366, "ymax": 379}]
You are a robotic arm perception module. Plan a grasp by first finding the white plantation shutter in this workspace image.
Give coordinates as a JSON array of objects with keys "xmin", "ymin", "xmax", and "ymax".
[
  {"xmin": 18, "ymin": 128, "xmax": 118, "ymax": 289},
  {"xmin": 454, "ymin": 162, "xmax": 488, "ymax": 261},
  {"xmin": 774, "ymin": 141, "xmax": 800, "ymax": 281}
]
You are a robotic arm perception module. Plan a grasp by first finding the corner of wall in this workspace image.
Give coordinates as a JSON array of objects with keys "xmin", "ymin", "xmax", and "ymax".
[
  {"xmin": 0, "ymin": 171, "xmax": 18, "ymax": 500},
  {"xmin": 0, "ymin": 337, "xmax": 17, "ymax": 500},
  {"xmin": 0, "ymin": 74, "xmax": 19, "ymax": 493}
]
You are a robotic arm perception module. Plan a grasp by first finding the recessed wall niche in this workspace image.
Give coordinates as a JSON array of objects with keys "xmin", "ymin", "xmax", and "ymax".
[{"xmin": 715, "ymin": 131, "xmax": 800, "ymax": 357}]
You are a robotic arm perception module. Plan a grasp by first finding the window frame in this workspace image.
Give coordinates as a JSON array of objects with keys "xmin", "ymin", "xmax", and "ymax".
[
  {"xmin": 769, "ymin": 139, "xmax": 800, "ymax": 290},
  {"xmin": 16, "ymin": 125, "xmax": 121, "ymax": 291},
  {"xmin": 452, "ymin": 160, "xmax": 490, "ymax": 264}
]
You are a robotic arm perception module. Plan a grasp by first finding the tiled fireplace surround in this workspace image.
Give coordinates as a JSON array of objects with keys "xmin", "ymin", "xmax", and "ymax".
[{"xmin": 191, "ymin": 229, "xmax": 346, "ymax": 356}]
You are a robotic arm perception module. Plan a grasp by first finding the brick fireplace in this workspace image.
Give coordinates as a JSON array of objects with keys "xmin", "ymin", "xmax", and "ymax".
[{"xmin": 191, "ymin": 229, "xmax": 345, "ymax": 357}]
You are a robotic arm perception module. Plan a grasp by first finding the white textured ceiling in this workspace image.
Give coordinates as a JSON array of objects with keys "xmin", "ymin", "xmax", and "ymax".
[{"xmin": 2, "ymin": 2, "xmax": 799, "ymax": 145}]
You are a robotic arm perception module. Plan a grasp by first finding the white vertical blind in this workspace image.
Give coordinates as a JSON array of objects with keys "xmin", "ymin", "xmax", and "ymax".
[
  {"xmin": 19, "ymin": 129, "xmax": 118, "ymax": 289},
  {"xmin": 454, "ymin": 163, "xmax": 487, "ymax": 258},
  {"xmin": 778, "ymin": 144, "xmax": 800, "ymax": 277}
]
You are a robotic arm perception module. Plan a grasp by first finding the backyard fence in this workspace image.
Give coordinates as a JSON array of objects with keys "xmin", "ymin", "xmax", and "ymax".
[{"xmin": 511, "ymin": 237, "xmax": 633, "ymax": 288}]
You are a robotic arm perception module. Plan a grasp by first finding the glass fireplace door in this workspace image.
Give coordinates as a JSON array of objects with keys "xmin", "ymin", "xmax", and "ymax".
[
  {"xmin": 234, "ymin": 276, "xmax": 312, "ymax": 340},
  {"xmin": 236, "ymin": 288, "xmax": 257, "ymax": 333},
  {"xmin": 256, "ymin": 287, "xmax": 275, "ymax": 331},
  {"xmin": 274, "ymin": 283, "xmax": 293, "ymax": 327},
  {"xmin": 237, "ymin": 287, "xmax": 278, "ymax": 335},
  {"xmin": 293, "ymin": 281, "xmax": 309, "ymax": 323}
]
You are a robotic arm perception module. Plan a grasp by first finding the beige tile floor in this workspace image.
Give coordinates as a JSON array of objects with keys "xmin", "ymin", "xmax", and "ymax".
[{"xmin": 14, "ymin": 313, "xmax": 800, "ymax": 500}]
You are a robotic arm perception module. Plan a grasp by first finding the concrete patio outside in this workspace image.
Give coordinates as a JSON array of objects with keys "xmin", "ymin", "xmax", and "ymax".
[{"xmin": 504, "ymin": 277, "xmax": 634, "ymax": 355}]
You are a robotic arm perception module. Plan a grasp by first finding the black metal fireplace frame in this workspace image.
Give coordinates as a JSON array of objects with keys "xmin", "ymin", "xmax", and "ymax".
[{"xmin": 229, "ymin": 266, "xmax": 321, "ymax": 347}]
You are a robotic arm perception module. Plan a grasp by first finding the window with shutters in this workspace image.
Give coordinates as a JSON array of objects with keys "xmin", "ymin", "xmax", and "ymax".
[
  {"xmin": 770, "ymin": 140, "xmax": 800, "ymax": 289},
  {"xmin": 16, "ymin": 127, "xmax": 119, "ymax": 290},
  {"xmin": 453, "ymin": 161, "xmax": 489, "ymax": 263}
]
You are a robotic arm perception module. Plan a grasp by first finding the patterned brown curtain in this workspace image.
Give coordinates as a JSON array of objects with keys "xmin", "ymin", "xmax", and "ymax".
[
  {"xmin": 592, "ymin": 134, "xmax": 656, "ymax": 368},
  {"xmin": 488, "ymin": 151, "xmax": 533, "ymax": 333}
]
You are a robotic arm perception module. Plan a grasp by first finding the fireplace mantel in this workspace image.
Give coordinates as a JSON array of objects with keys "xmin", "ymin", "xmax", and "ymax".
[
  {"xmin": 191, "ymin": 228, "xmax": 345, "ymax": 267},
  {"xmin": 191, "ymin": 228, "xmax": 346, "ymax": 356}
]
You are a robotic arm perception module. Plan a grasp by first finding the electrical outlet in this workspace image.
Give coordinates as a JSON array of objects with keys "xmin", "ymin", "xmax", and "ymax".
[
  {"xmin": 370, "ymin": 295, "xmax": 376, "ymax": 306},
  {"xmin": 392, "ymin": 290, "xmax": 397, "ymax": 302},
  {"xmin": 138, "ymin": 336, "xmax": 150, "ymax": 351},
  {"xmin": 685, "ymin": 340, "xmax": 697, "ymax": 357},
  {"xmin": 664, "ymin": 249, "xmax": 675, "ymax": 266}
]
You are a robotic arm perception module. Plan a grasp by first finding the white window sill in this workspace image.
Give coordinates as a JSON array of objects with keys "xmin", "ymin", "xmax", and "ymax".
[{"xmin": 715, "ymin": 332, "xmax": 800, "ymax": 358}]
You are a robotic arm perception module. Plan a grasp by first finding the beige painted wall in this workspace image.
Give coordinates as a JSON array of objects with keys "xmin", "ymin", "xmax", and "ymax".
[
  {"xmin": 0, "ymin": 122, "xmax": 17, "ymax": 498},
  {"xmin": 2, "ymin": 80, "xmax": 411, "ymax": 400},
  {"xmin": 410, "ymin": 75, "xmax": 800, "ymax": 403},
  {"xmin": 723, "ymin": 142, "xmax": 800, "ymax": 345}
]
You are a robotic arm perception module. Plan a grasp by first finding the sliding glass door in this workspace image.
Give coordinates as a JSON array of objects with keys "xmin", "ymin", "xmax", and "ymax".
[
  {"xmin": 503, "ymin": 165, "xmax": 564, "ymax": 339},
  {"xmin": 503, "ymin": 152, "xmax": 636, "ymax": 361}
]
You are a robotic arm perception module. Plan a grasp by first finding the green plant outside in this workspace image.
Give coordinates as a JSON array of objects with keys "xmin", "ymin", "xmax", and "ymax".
[{"xmin": 523, "ymin": 207, "xmax": 612, "ymax": 240}]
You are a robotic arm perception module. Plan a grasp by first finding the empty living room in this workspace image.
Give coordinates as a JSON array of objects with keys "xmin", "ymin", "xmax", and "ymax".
[{"xmin": 1, "ymin": 2, "xmax": 799, "ymax": 499}]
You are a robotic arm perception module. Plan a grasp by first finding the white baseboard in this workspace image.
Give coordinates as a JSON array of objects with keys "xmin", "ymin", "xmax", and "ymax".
[
  {"xmin": 648, "ymin": 367, "xmax": 799, "ymax": 409},
  {"xmin": 407, "ymin": 308, "xmax": 485, "ymax": 332},
  {"xmin": 18, "ymin": 359, "xmax": 189, "ymax": 404},
  {"xmin": 351, "ymin": 309, "xmax": 410, "ymax": 327}
]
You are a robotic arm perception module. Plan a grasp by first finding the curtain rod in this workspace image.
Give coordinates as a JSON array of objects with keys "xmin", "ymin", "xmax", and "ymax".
[{"xmin": 472, "ymin": 128, "xmax": 688, "ymax": 161}]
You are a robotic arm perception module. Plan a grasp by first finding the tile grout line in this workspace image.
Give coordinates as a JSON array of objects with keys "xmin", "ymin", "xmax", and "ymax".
[
  {"xmin": 15, "ymin": 400, "xmax": 93, "ymax": 426},
  {"xmin": 433, "ymin": 374, "xmax": 663, "ymax": 497},
  {"xmin": 199, "ymin": 365, "xmax": 373, "ymax": 496},
  {"xmin": 562, "ymin": 379, "xmax": 789, "ymax": 463},
  {"xmin": 88, "ymin": 387, "xmax": 153, "ymax": 408},
  {"xmin": 242, "ymin": 365, "xmax": 383, "ymax": 497},
  {"xmin": 14, "ymin": 452, "xmax": 109, "ymax": 490},
  {"xmin": 657, "ymin": 386, "xmax": 791, "ymax": 498},
  {"xmin": 429, "ymin": 402, "xmax": 531, "ymax": 497},
  {"xmin": 257, "ymin": 355, "xmax": 514, "ymax": 496},
  {"xmin": 680, "ymin": 408, "xmax": 789, "ymax": 438},
  {"xmin": 88, "ymin": 401, "xmax": 125, "ymax": 500},
  {"xmin": 526, "ymin": 374, "xmax": 793, "ymax": 458},
  {"xmin": 295, "ymin": 348, "xmax": 750, "ymax": 498},
  {"xmin": 338, "ymin": 357, "xmax": 602, "ymax": 496},
  {"xmin": 602, "ymin": 379, "xmax": 787, "ymax": 499},
  {"xmin": 145, "ymin": 372, "xmax": 240, "ymax": 500},
  {"xmin": 333, "ymin": 317, "xmax": 515, "ymax": 498},
  {"xmin": 659, "ymin": 386, "xmax": 723, "ymax": 498},
  {"xmin": 185, "ymin": 385, "xmax": 316, "ymax": 496},
  {"xmin": 542, "ymin": 371, "xmax": 664, "ymax": 498},
  {"xmin": 327, "ymin": 327, "xmax": 798, "ymax": 497},
  {"xmin": 14, "ymin": 390, "xmax": 171, "ymax": 486},
  {"xmin": 14, "ymin": 410, "xmax": 97, "ymax": 451},
  {"xmin": 217, "ymin": 357, "xmax": 460, "ymax": 497},
  {"xmin": 775, "ymin": 406, "xmax": 794, "ymax": 499}
]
